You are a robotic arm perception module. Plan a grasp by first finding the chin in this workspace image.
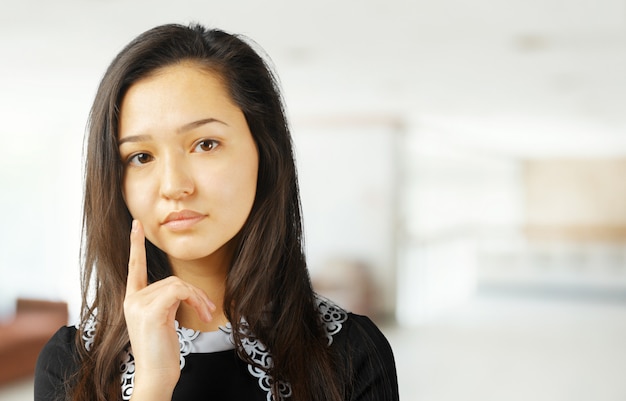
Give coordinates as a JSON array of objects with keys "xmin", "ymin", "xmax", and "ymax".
[
  {"xmin": 166, "ymin": 243, "xmax": 230, "ymax": 263},
  {"xmin": 166, "ymin": 248, "xmax": 214, "ymax": 261}
]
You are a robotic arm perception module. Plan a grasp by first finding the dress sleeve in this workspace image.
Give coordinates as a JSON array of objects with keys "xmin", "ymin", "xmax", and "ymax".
[
  {"xmin": 342, "ymin": 314, "xmax": 400, "ymax": 401},
  {"xmin": 35, "ymin": 326, "xmax": 79, "ymax": 401}
]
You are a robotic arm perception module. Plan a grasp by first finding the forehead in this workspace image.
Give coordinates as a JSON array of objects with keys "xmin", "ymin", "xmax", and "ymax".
[
  {"xmin": 146, "ymin": 60, "xmax": 224, "ymax": 85},
  {"xmin": 118, "ymin": 62, "xmax": 240, "ymax": 137},
  {"xmin": 126, "ymin": 62, "xmax": 229, "ymax": 102}
]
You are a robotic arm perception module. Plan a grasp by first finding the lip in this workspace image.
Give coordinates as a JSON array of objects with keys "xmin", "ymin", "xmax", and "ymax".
[{"xmin": 161, "ymin": 210, "xmax": 206, "ymax": 231}]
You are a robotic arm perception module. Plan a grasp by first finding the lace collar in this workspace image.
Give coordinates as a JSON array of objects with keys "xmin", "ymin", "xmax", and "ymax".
[{"xmin": 82, "ymin": 296, "xmax": 348, "ymax": 401}]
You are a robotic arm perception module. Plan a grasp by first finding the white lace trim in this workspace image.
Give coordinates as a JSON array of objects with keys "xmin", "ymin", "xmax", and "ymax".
[
  {"xmin": 80, "ymin": 296, "xmax": 348, "ymax": 401},
  {"xmin": 119, "ymin": 348, "xmax": 134, "ymax": 400},
  {"xmin": 229, "ymin": 324, "xmax": 294, "ymax": 401},
  {"xmin": 175, "ymin": 320, "xmax": 200, "ymax": 369},
  {"xmin": 81, "ymin": 314, "xmax": 96, "ymax": 352},
  {"xmin": 316, "ymin": 296, "xmax": 349, "ymax": 345}
]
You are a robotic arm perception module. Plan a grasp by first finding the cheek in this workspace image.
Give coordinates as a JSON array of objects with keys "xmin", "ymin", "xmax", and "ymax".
[
  {"xmin": 210, "ymin": 161, "xmax": 258, "ymax": 218},
  {"xmin": 206, "ymin": 170, "xmax": 255, "ymax": 207},
  {"xmin": 122, "ymin": 178, "xmax": 150, "ymax": 217},
  {"xmin": 237, "ymin": 155, "xmax": 259, "ymax": 207}
]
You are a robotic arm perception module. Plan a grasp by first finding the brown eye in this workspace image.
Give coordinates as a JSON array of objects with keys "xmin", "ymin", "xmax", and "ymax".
[
  {"xmin": 128, "ymin": 153, "xmax": 153, "ymax": 166},
  {"xmin": 194, "ymin": 139, "xmax": 218, "ymax": 153}
]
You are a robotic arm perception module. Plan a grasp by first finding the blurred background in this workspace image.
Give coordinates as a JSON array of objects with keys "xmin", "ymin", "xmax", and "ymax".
[{"xmin": 1, "ymin": 0, "xmax": 626, "ymax": 400}]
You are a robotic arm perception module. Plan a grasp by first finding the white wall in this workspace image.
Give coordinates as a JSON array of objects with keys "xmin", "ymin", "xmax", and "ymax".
[
  {"xmin": 293, "ymin": 117, "xmax": 402, "ymax": 317},
  {"xmin": 0, "ymin": 114, "xmax": 84, "ymax": 323},
  {"xmin": 397, "ymin": 130, "xmax": 526, "ymax": 324}
]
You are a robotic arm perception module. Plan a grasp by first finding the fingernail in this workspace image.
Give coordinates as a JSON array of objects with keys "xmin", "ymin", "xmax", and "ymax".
[{"xmin": 131, "ymin": 220, "xmax": 138, "ymax": 232}]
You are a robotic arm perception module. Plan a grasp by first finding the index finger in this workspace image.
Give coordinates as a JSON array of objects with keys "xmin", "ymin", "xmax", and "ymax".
[{"xmin": 126, "ymin": 219, "xmax": 148, "ymax": 296}]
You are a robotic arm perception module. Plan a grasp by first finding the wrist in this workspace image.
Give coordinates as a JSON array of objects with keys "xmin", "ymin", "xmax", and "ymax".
[
  {"xmin": 129, "ymin": 386, "xmax": 174, "ymax": 401},
  {"xmin": 129, "ymin": 374, "xmax": 176, "ymax": 401}
]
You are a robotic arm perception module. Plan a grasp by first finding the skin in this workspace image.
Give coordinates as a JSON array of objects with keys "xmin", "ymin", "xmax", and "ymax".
[{"xmin": 118, "ymin": 62, "xmax": 259, "ymax": 400}]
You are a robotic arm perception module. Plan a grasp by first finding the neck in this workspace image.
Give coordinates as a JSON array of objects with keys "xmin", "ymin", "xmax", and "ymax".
[{"xmin": 169, "ymin": 247, "xmax": 231, "ymax": 332}]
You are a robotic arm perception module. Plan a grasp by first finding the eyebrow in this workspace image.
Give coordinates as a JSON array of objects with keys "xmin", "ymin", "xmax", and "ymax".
[{"xmin": 118, "ymin": 117, "xmax": 228, "ymax": 145}]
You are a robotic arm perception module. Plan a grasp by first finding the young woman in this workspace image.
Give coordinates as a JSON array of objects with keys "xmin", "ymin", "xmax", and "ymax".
[{"xmin": 35, "ymin": 23, "xmax": 399, "ymax": 401}]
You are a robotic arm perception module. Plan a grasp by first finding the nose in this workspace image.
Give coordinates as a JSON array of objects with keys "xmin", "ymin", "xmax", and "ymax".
[{"xmin": 159, "ymin": 154, "xmax": 194, "ymax": 200}]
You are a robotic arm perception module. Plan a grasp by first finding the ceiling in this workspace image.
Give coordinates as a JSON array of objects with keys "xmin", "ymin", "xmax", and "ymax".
[{"xmin": 1, "ymin": 0, "xmax": 625, "ymax": 158}]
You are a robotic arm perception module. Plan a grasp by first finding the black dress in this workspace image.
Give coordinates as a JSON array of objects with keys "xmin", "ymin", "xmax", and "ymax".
[{"xmin": 35, "ymin": 298, "xmax": 399, "ymax": 401}]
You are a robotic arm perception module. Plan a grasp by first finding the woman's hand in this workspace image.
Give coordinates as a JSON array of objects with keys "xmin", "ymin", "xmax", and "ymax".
[{"xmin": 123, "ymin": 220, "xmax": 216, "ymax": 400}]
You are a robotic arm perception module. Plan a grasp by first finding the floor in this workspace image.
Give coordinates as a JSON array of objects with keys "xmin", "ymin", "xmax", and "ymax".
[
  {"xmin": 385, "ymin": 294, "xmax": 626, "ymax": 401},
  {"xmin": 3, "ymin": 294, "xmax": 626, "ymax": 400}
]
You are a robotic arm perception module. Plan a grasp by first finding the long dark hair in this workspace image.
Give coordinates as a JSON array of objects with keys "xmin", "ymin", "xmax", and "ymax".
[{"xmin": 74, "ymin": 23, "xmax": 343, "ymax": 401}]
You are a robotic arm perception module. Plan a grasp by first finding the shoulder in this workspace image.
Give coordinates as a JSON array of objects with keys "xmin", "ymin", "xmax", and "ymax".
[
  {"xmin": 37, "ymin": 325, "xmax": 78, "ymax": 368},
  {"xmin": 347, "ymin": 313, "xmax": 393, "ymax": 349},
  {"xmin": 316, "ymin": 298, "xmax": 399, "ymax": 401},
  {"xmin": 35, "ymin": 326, "xmax": 79, "ymax": 401},
  {"xmin": 315, "ymin": 296, "xmax": 393, "ymax": 357},
  {"xmin": 333, "ymin": 312, "xmax": 396, "ymax": 367}
]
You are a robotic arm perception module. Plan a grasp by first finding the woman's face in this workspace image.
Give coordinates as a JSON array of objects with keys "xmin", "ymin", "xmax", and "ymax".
[{"xmin": 118, "ymin": 63, "xmax": 258, "ymax": 266}]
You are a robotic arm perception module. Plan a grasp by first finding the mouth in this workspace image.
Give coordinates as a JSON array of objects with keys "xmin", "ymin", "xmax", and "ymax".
[{"xmin": 161, "ymin": 210, "xmax": 206, "ymax": 231}]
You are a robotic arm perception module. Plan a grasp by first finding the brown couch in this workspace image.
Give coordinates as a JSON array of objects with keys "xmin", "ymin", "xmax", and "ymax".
[{"xmin": 0, "ymin": 298, "xmax": 68, "ymax": 386}]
